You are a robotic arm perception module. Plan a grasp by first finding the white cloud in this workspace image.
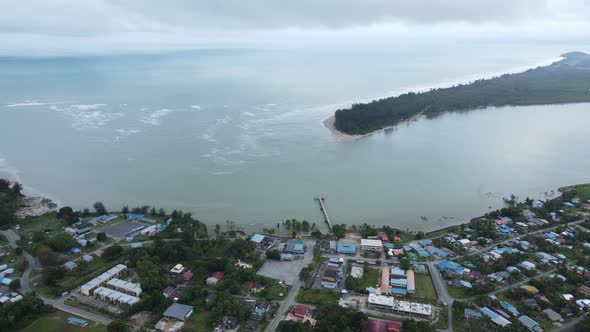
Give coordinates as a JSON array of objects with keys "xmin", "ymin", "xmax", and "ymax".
[{"xmin": 0, "ymin": 0, "xmax": 589, "ymax": 56}]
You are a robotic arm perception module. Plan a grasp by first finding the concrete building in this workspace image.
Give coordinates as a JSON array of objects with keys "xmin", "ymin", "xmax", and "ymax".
[
  {"xmin": 80, "ymin": 264, "xmax": 127, "ymax": 296},
  {"xmin": 361, "ymin": 239, "xmax": 383, "ymax": 252},
  {"xmin": 107, "ymin": 278, "xmax": 142, "ymax": 297},
  {"xmin": 94, "ymin": 287, "xmax": 140, "ymax": 305},
  {"xmin": 367, "ymin": 294, "xmax": 432, "ymax": 318}
]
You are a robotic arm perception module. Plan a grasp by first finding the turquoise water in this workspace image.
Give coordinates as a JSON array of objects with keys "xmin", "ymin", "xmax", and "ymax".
[{"xmin": 1, "ymin": 43, "xmax": 589, "ymax": 231}]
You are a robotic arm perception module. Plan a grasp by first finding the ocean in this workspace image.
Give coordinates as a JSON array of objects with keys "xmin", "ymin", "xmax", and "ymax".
[{"xmin": 1, "ymin": 42, "xmax": 590, "ymax": 232}]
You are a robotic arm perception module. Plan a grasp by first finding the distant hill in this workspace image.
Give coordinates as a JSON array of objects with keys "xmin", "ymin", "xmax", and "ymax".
[{"xmin": 333, "ymin": 52, "xmax": 590, "ymax": 135}]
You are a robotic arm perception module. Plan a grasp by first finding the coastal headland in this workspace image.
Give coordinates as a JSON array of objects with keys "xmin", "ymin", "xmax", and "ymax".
[{"xmin": 330, "ymin": 51, "xmax": 590, "ymax": 138}]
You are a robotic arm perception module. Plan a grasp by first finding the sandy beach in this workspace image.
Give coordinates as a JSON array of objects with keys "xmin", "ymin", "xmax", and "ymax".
[{"xmin": 323, "ymin": 113, "xmax": 426, "ymax": 141}]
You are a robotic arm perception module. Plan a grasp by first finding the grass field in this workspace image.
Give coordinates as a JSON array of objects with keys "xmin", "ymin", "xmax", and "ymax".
[
  {"xmin": 185, "ymin": 311, "xmax": 214, "ymax": 331},
  {"xmin": 19, "ymin": 311, "xmax": 107, "ymax": 332},
  {"xmin": 17, "ymin": 212, "xmax": 62, "ymax": 237},
  {"xmin": 297, "ymin": 288, "xmax": 340, "ymax": 306},
  {"xmin": 447, "ymin": 286, "xmax": 469, "ymax": 299},
  {"xmin": 411, "ymin": 274, "xmax": 437, "ymax": 300},
  {"xmin": 571, "ymin": 184, "xmax": 590, "ymax": 201}
]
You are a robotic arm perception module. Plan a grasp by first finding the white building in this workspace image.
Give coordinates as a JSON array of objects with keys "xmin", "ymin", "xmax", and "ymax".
[
  {"xmin": 518, "ymin": 261, "xmax": 536, "ymax": 271},
  {"xmin": 458, "ymin": 239, "xmax": 471, "ymax": 247},
  {"xmin": 170, "ymin": 264, "xmax": 185, "ymax": 274},
  {"xmin": 367, "ymin": 294, "xmax": 432, "ymax": 318},
  {"xmin": 94, "ymin": 286, "xmax": 140, "ymax": 305},
  {"xmin": 107, "ymin": 278, "xmax": 142, "ymax": 297},
  {"xmin": 80, "ymin": 264, "xmax": 127, "ymax": 296},
  {"xmin": 360, "ymin": 239, "xmax": 383, "ymax": 252}
]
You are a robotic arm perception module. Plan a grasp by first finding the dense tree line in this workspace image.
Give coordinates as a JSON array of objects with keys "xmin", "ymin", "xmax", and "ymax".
[
  {"xmin": 0, "ymin": 178, "xmax": 21, "ymax": 228},
  {"xmin": 0, "ymin": 294, "xmax": 53, "ymax": 330},
  {"xmin": 334, "ymin": 52, "xmax": 590, "ymax": 134}
]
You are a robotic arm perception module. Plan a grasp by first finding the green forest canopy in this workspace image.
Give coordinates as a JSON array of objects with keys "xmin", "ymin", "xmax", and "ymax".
[{"xmin": 334, "ymin": 52, "xmax": 590, "ymax": 135}]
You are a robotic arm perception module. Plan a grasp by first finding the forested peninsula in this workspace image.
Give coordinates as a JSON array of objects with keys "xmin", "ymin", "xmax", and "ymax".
[{"xmin": 332, "ymin": 52, "xmax": 590, "ymax": 135}]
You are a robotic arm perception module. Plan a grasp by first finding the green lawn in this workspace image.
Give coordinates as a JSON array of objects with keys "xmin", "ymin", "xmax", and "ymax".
[
  {"xmin": 570, "ymin": 183, "xmax": 590, "ymax": 201},
  {"xmin": 185, "ymin": 311, "xmax": 214, "ymax": 331},
  {"xmin": 447, "ymin": 286, "xmax": 469, "ymax": 299},
  {"xmin": 297, "ymin": 288, "xmax": 340, "ymax": 306},
  {"xmin": 409, "ymin": 274, "xmax": 437, "ymax": 300},
  {"xmin": 17, "ymin": 212, "xmax": 62, "ymax": 237},
  {"xmin": 19, "ymin": 311, "xmax": 107, "ymax": 332}
]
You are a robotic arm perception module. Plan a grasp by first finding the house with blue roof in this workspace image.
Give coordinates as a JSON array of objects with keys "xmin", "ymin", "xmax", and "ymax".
[
  {"xmin": 287, "ymin": 239, "xmax": 305, "ymax": 254},
  {"xmin": 391, "ymin": 287, "xmax": 407, "ymax": 295},
  {"xmin": 125, "ymin": 213, "xmax": 156, "ymax": 223},
  {"xmin": 500, "ymin": 301, "xmax": 520, "ymax": 317},
  {"xmin": 417, "ymin": 239, "xmax": 433, "ymax": 246},
  {"xmin": 497, "ymin": 225, "xmax": 515, "ymax": 235},
  {"xmin": 425, "ymin": 246, "xmax": 449, "ymax": 258},
  {"xmin": 82, "ymin": 254, "xmax": 93, "ymax": 262},
  {"xmin": 64, "ymin": 261, "xmax": 78, "ymax": 271},
  {"xmin": 519, "ymin": 315, "xmax": 541, "ymax": 331},
  {"xmin": 437, "ymin": 260, "xmax": 465, "ymax": 275},
  {"xmin": 0, "ymin": 277, "xmax": 13, "ymax": 286},
  {"xmin": 532, "ymin": 200, "xmax": 544, "ymax": 208},
  {"xmin": 390, "ymin": 279, "xmax": 407, "ymax": 287},
  {"xmin": 250, "ymin": 234, "xmax": 265, "ymax": 243},
  {"xmin": 456, "ymin": 280, "xmax": 472, "ymax": 288},
  {"xmin": 337, "ymin": 244, "xmax": 356, "ymax": 255},
  {"xmin": 70, "ymin": 247, "xmax": 82, "ymax": 255}
]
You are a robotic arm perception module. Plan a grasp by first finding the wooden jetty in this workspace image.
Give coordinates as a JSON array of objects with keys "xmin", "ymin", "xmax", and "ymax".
[{"xmin": 314, "ymin": 197, "xmax": 333, "ymax": 233}]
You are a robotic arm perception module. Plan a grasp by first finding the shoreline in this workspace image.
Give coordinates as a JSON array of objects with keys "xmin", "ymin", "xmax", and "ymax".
[
  {"xmin": 322, "ymin": 55, "xmax": 565, "ymax": 141},
  {"xmin": 323, "ymin": 113, "xmax": 426, "ymax": 141}
]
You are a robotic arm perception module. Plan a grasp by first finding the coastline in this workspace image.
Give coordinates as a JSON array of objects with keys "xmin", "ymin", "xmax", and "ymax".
[
  {"xmin": 15, "ymin": 196, "xmax": 58, "ymax": 218},
  {"xmin": 323, "ymin": 113, "xmax": 426, "ymax": 141},
  {"xmin": 322, "ymin": 55, "xmax": 564, "ymax": 141}
]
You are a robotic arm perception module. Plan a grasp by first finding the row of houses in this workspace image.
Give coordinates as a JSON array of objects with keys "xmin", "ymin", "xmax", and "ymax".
[
  {"xmin": 94, "ymin": 286, "xmax": 140, "ymax": 306},
  {"xmin": 80, "ymin": 264, "xmax": 129, "ymax": 296},
  {"xmin": 321, "ymin": 258, "xmax": 344, "ymax": 289},
  {"xmin": 479, "ymin": 306, "xmax": 542, "ymax": 332}
]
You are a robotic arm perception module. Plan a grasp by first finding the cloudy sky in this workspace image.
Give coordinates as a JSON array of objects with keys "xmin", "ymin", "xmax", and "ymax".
[{"xmin": 1, "ymin": 0, "xmax": 589, "ymax": 56}]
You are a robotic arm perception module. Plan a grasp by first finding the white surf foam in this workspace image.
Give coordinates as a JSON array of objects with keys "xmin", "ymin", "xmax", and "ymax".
[
  {"xmin": 139, "ymin": 109, "xmax": 173, "ymax": 125},
  {"xmin": 70, "ymin": 104, "xmax": 106, "ymax": 110}
]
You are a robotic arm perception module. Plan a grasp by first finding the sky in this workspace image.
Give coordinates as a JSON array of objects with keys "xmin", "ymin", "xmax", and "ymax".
[{"xmin": 1, "ymin": 0, "xmax": 590, "ymax": 56}]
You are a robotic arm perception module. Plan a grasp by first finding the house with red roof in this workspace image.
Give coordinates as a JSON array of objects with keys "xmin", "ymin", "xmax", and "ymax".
[
  {"xmin": 387, "ymin": 321, "xmax": 401, "ymax": 332},
  {"xmin": 206, "ymin": 271, "xmax": 224, "ymax": 286},
  {"xmin": 182, "ymin": 271, "xmax": 193, "ymax": 281},
  {"xmin": 293, "ymin": 305, "xmax": 309, "ymax": 317},
  {"xmin": 365, "ymin": 319, "xmax": 402, "ymax": 332}
]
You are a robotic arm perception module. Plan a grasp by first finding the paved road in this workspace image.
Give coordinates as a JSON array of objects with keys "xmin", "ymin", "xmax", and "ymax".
[
  {"xmin": 0, "ymin": 229, "xmax": 112, "ymax": 325},
  {"xmin": 265, "ymin": 280, "xmax": 303, "ymax": 332},
  {"xmin": 428, "ymin": 262, "xmax": 453, "ymax": 332}
]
